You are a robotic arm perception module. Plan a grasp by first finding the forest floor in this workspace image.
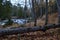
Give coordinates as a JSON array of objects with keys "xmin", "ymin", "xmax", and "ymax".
[
  {"xmin": 0, "ymin": 12, "xmax": 60, "ymax": 40},
  {"xmin": 25, "ymin": 12, "xmax": 58, "ymax": 27}
]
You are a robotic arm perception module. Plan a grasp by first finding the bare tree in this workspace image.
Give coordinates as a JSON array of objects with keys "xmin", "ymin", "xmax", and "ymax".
[
  {"xmin": 45, "ymin": 0, "xmax": 48, "ymax": 25},
  {"xmin": 57, "ymin": 0, "xmax": 60, "ymax": 23}
]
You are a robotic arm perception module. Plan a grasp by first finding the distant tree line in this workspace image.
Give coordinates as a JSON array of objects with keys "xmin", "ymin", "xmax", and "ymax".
[
  {"xmin": 31, "ymin": 0, "xmax": 57, "ymax": 18},
  {"xmin": 0, "ymin": 0, "xmax": 26, "ymax": 25},
  {"xmin": 31, "ymin": 0, "xmax": 58, "ymax": 26},
  {"xmin": 0, "ymin": 0, "xmax": 27, "ymax": 20},
  {"xmin": 0, "ymin": 0, "xmax": 57, "ymax": 20}
]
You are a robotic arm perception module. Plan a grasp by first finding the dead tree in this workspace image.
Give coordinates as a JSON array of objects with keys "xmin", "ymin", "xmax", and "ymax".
[{"xmin": 0, "ymin": 24, "xmax": 60, "ymax": 37}]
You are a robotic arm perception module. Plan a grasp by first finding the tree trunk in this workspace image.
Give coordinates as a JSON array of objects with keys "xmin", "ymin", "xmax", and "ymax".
[
  {"xmin": 57, "ymin": 0, "xmax": 60, "ymax": 23},
  {"xmin": 0, "ymin": 24, "xmax": 60, "ymax": 36},
  {"xmin": 45, "ymin": 0, "xmax": 48, "ymax": 25}
]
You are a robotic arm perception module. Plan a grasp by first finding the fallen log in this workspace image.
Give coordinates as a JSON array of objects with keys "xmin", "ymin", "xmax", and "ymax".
[{"xmin": 0, "ymin": 23, "xmax": 60, "ymax": 37}]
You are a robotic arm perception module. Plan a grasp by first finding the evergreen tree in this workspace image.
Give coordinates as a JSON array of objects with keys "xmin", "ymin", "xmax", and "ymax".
[
  {"xmin": 17, "ymin": 4, "xmax": 23, "ymax": 18},
  {"xmin": 0, "ymin": 0, "xmax": 3, "ymax": 18},
  {"xmin": 0, "ymin": 0, "xmax": 12, "ymax": 19}
]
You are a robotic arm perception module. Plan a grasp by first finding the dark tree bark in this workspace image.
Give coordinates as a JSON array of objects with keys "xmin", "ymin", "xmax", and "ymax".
[
  {"xmin": 45, "ymin": 0, "xmax": 48, "ymax": 25},
  {"xmin": 32, "ymin": 0, "xmax": 37, "ymax": 26},
  {"xmin": 57, "ymin": 0, "xmax": 60, "ymax": 23}
]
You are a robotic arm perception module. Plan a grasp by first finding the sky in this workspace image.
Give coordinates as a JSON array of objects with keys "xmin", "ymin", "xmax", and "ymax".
[
  {"xmin": 10, "ymin": 0, "xmax": 30, "ymax": 7},
  {"xmin": 10, "ymin": 0, "xmax": 50, "ymax": 8}
]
